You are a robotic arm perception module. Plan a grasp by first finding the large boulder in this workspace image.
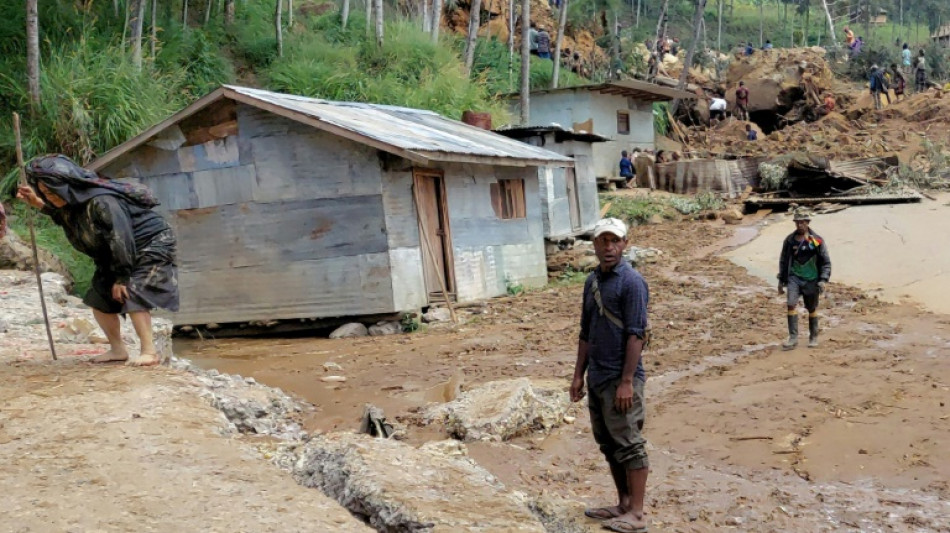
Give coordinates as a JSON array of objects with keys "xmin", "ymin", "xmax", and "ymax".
[
  {"xmin": 293, "ymin": 433, "xmax": 546, "ymax": 532},
  {"xmin": 425, "ymin": 378, "xmax": 572, "ymax": 442}
]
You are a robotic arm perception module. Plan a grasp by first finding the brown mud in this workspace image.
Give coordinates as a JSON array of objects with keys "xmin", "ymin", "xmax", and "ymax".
[{"xmin": 181, "ymin": 216, "xmax": 950, "ymax": 531}]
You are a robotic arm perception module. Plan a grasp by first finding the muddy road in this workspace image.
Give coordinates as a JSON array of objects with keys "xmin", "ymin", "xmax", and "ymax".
[
  {"xmin": 2, "ymin": 207, "xmax": 948, "ymax": 531},
  {"xmin": 179, "ymin": 214, "xmax": 950, "ymax": 531}
]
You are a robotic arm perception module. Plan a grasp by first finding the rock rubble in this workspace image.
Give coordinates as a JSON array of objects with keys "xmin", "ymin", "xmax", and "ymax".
[
  {"xmin": 293, "ymin": 432, "xmax": 547, "ymax": 532},
  {"xmin": 425, "ymin": 378, "xmax": 572, "ymax": 442}
]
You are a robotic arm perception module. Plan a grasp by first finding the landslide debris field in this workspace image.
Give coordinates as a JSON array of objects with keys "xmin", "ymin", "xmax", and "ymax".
[{"xmin": 671, "ymin": 47, "xmax": 950, "ymax": 174}]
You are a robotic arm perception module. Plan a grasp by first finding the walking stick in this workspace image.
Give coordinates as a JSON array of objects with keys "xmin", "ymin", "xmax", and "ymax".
[{"xmin": 13, "ymin": 112, "xmax": 57, "ymax": 361}]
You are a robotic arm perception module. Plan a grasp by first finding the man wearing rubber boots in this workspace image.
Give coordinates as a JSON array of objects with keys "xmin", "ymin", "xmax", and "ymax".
[
  {"xmin": 778, "ymin": 208, "xmax": 831, "ymax": 349},
  {"xmin": 571, "ymin": 218, "xmax": 651, "ymax": 533}
]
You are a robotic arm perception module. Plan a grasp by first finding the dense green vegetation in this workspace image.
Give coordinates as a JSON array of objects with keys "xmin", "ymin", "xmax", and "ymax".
[{"xmin": 1, "ymin": 0, "xmax": 949, "ymax": 291}]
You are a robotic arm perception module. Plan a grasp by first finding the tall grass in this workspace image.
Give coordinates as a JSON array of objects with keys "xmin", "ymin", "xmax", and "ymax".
[{"xmin": 265, "ymin": 18, "xmax": 511, "ymax": 120}]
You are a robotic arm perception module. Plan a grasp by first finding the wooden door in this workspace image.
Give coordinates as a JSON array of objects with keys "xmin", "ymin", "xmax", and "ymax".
[
  {"xmin": 565, "ymin": 165, "xmax": 581, "ymax": 231},
  {"xmin": 412, "ymin": 169, "xmax": 455, "ymax": 301}
]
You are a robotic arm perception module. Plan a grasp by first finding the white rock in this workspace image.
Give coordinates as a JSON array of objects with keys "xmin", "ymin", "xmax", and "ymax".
[
  {"xmin": 321, "ymin": 375, "xmax": 347, "ymax": 383},
  {"xmin": 367, "ymin": 320, "xmax": 402, "ymax": 336},
  {"xmin": 329, "ymin": 322, "xmax": 368, "ymax": 339},
  {"xmin": 425, "ymin": 378, "xmax": 571, "ymax": 442},
  {"xmin": 422, "ymin": 307, "xmax": 452, "ymax": 323}
]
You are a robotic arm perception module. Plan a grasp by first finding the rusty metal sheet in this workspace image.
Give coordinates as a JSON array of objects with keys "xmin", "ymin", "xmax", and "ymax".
[
  {"xmin": 226, "ymin": 86, "xmax": 573, "ymax": 166},
  {"xmin": 655, "ymin": 159, "xmax": 753, "ymax": 198}
]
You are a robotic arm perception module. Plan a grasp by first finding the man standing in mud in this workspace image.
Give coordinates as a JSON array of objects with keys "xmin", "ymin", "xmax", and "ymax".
[
  {"xmin": 571, "ymin": 218, "xmax": 650, "ymax": 533},
  {"xmin": 778, "ymin": 208, "xmax": 831, "ymax": 350}
]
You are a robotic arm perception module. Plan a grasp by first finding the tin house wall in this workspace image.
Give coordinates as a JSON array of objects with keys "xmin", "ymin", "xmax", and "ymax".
[
  {"xmin": 101, "ymin": 101, "xmax": 399, "ymax": 325},
  {"xmin": 381, "ymin": 160, "xmax": 548, "ymax": 308},
  {"xmin": 513, "ymin": 90, "xmax": 656, "ymax": 178},
  {"xmin": 523, "ymin": 134, "xmax": 598, "ymax": 239}
]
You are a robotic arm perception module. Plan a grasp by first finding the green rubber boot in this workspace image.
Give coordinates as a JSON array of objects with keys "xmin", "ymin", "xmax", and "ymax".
[
  {"xmin": 808, "ymin": 315, "xmax": 819, "ymax": 348},
  {"xmin": 782, "ymin": 314, "xmax": 798, "ymax": 350}
]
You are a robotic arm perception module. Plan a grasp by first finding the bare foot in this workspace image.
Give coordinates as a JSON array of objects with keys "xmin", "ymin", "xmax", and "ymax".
[
  {"xmin": 127, "ymin": 352, "xmax": 161, "ymax": 367},
  {"xmin": 90, "ymin": 350, "xmax": 129, "ymax": 364},
  {"xmin": 603, "ymin": 512, "xmax": 648, "ymax": 533},
  {"xmin": 584, "ymin": 505, "xmax": 625, "ymax": 520}
]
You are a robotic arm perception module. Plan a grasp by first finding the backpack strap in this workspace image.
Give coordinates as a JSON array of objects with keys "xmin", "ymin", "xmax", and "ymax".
[{"xmin": 591, "ymin": 276, "xmax": 652, "ymax": 349}]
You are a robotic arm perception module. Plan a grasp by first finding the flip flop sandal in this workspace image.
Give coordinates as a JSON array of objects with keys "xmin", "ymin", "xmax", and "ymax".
[
  {"xmin": 602, "ymin": 517, "xmax": 648, "ymax": 533},
  {"xmin": 584, "ymin": 507, "xmax": 623, "ymax": 520}
]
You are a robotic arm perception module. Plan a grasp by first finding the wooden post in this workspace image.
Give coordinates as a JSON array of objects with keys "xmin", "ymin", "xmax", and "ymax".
[
  {"xmin": 411, "ymin": 184, "xmax": 458, "ymax": 324},
  {"xmin": 13, "ymin": 113, "xmax": 57, "ymax": 361}
]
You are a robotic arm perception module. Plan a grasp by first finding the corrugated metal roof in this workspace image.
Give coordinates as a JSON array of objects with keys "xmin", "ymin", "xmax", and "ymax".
[
  {"xmin": 505, "ymin": 79, "xmax": 696, "ymax": 102},
  {"xmin": 228, "ymin": 86, "xmax": 571, "ymax": 164},
  {"xmin": 89, "ymin": 85, "xmax": 572, "ymax": 172},
  {"xmin": 492, "ymin": 124, "xmax": 610, "ymax": 143}
]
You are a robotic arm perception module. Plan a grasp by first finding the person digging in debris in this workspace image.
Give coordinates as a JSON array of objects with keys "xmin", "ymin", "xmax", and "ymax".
[
  {"xmin": 745, "ymin": 124, "xmax": 758, "ymax": 141},
  {"xmin": 914, "ymin": 50, "xmax": 928, "ymax": 93},
  {"xmin": 843, "ymin": 27, "xmax": 855, "ymax": 48},
  {"xmin": 869, "ymin": 64, "xmax": 888, "ymax": 110},
  {"xmin": 571, "ymin": 217, "xmax": 651, "ymax": 533},
  {"xmin": 709, "ymin": 94, "xmax": 728, "ymax": 123},
  {"xmin": 890, "ymin": 63, "xmax": 906, "ymax": 101},
  {"xmin": 536, "ymin": 27, "xmax": 552, "ymax": 60},
  {"xmin": 735, "ymin": 80, "xmax": 750, "ymax": 121},
  {"xmin": 821, "ymin": 92, "xmax": 836, "ymax": 115},
  {"xmin": 16, "ymin": 155, "xmax": 179, "ymax": 366},
  {"xmin": 902, "ymin": 43, "xmax": 912, "ymax": 74},
  {"xmin": 777, "ymin": 208, "xmax": 831, "ymax": 350},
  {"xmin": 528, "ymin": 22, "xmax": 540, "ymax": 56}
]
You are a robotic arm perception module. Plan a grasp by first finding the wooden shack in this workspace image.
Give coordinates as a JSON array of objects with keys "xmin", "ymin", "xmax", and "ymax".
[
  {"xmin": 88, "ymin": 86, "xmax": 572, "ymax": 326},
  {"xmin": 494, "ymin": 125, "xmax": 607, "ymax": 239}
]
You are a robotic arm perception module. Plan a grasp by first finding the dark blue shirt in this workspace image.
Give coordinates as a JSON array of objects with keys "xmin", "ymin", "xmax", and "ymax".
[
  {"xmin": 619, "ymin": 157, "xmax": 634, "ymax": 178},
  {"xmin": 579, "ymin": 261, "xmax": 649, "ymax": 388}
]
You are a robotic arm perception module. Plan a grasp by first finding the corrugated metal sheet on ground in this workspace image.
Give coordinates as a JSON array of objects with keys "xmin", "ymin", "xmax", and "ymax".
[
  {"xmin": 746, "ymin": 191, "xmax": 922, "ymax": 206},
  {"xmin": 227, "ymin": 86, "xmax": 573, "ymax": 164},
  {"xmin": 827, "ymin": 156, "xmax": 899, "ymax": 181},
  {"xmin": 655, "ymin": 157, "xmax": 764, "ymax": 198}
]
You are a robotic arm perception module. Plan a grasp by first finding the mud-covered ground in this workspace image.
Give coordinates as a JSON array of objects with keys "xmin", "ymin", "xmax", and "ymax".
[
  {"xmin": 2, "ymin": 212, "xmax": 948, "ymax": 531},
  {"xmin": 185, "ymin": 216, "xmax": 950, "ymax": 531}
]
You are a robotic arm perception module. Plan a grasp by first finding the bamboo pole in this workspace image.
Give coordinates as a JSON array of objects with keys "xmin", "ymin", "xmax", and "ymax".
[{"xmin": 13, "ymin": 113, "xmax": 57, "ymax": 361}]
